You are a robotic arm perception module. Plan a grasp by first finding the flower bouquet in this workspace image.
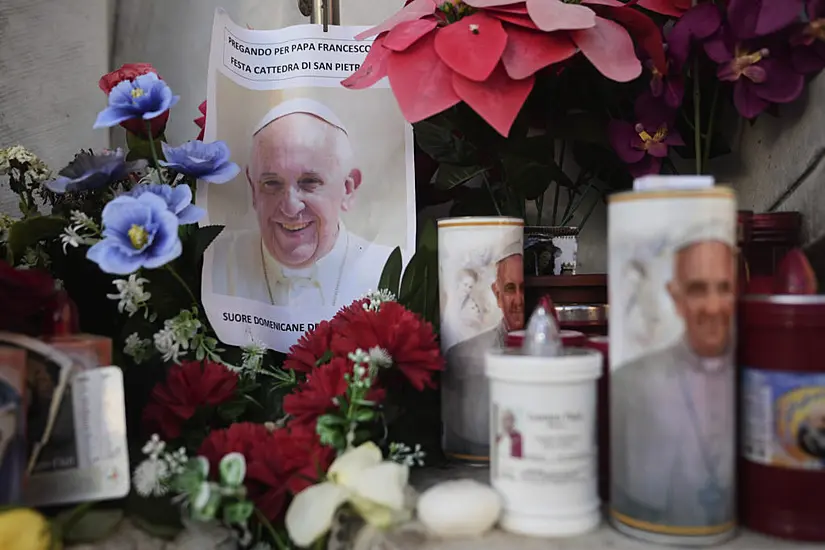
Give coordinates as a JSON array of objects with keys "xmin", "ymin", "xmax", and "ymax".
[
  {"xmin": 343, "ymin": 0, "xmax": 824, "ymax": 229},
  {"xmin": 0, "ymin": 61, "xmax": 444, "ymax": 548}
]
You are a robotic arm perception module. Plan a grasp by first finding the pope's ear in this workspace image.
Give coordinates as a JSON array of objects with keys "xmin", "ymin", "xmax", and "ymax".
[{"xmin": 341, "ymin": 168, "xmax": 362, "ymax": 212}]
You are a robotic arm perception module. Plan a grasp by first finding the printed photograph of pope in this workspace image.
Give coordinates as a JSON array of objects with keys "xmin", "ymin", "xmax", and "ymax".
[
  {"xmin": 210, "ymin": 99, "xmax": 395, "ymax": 307},
  {"xmin": 611, "ymin": 230, "xmax": 736, "ymax": 532}
]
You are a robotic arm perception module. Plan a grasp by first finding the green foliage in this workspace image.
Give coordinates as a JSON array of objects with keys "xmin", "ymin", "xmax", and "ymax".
[
  {"xmin": 6, "ymin": 215, "xmax": 66, "ymax": 263},
  {"xmin": 388, "ymin": 219, "xmax": 439, "ymax": 330}
]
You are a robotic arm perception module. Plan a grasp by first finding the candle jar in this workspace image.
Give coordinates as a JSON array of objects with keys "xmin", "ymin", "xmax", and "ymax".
[
  {"xmin": 746, "ymin": 212, "xmax": 801, "ymax": 279},
  {"xmin": 739, "ymin": 295, "xmax": 825, "ymax": 542}
]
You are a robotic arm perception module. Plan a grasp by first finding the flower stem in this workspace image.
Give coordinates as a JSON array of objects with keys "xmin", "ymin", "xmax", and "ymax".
[
  {"xmin": 702, "ymin": 82, "xmax": 720, "ymax": 172},
  {"xmin": 57, "ymin": 501, "xmax": 95, "ymax": 537},
  {"xmin": 692, "ymin": 57, "xmax": 703, "ymax": 175},
  {"xmin": 145, "ymin": 121, "xmax": 164, "ymax": 179},
  {"xmin": 165, "ymin": 264, "xmax": 198, "ymax": 305},
  {"xmin": 255, "ymin": 508, "xmax": 288, "ymax": 550}
]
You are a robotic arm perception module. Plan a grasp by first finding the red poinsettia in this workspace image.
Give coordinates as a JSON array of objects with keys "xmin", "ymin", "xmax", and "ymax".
[
  {"xmin": 283, "ymin": 357, "xmax": 387, "ymax": 425},
  {"xmin": 197, "ymin": 422, "xmax": 271, "ymax": 475},
  {"xmin": 331, "ymin": 301, "xmax": 443, "ymax": 391},
  {"xmin": 98, "ymin": 63, "xmax": 169, "ymax": 138},
  {"xmin": 246, "ymin": 423, "xmax": 335, "ymax": 521},
  {"xmin": 283, "ymin": 319, "xmax": 335, "ymax": 373},
  {"xmin": 637, "ymin": 0, "xmax": 690, "ymax": 17},
  {"xmin": 142, "ymin": 360, "xmax": 238, "ymax": 440},
  {"xmin": 194, "ymin": 100, "xmax": 207, "ymax": 140},
  {"xmin": 343, "ymin": 0, "xmax": 665, "ymax": 136}
]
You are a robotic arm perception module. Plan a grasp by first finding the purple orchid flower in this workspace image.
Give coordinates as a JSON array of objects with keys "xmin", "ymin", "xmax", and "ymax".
[
  {"xmin": 791, "ymin": 0, "xmax": 825, "ymax": 74},
  {"xmin": 608, "ymin": 93, "xmax": 684, "ymax": 178},
  {"xmin": 646, "ymin": 56, "xmax": 685, "ymax": 109}
]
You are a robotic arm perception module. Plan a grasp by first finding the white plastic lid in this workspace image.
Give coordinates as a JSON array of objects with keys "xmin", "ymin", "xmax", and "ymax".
[
  {"xmin": 633, "ymin": 175, "xmax": 714, "ymax": 191},
  {"xmin": 485, "ymin": 347, "xmax": 602, "ymax": 383}
]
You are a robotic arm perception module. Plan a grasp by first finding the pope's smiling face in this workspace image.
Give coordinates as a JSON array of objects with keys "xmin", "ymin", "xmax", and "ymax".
[{"xmin": 248, "ymin": 112, "xmax": 361, "ymax": 268}]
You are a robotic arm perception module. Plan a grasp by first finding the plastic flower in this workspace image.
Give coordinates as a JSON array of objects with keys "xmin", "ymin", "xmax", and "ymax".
[
  {"xmin": 142, "ymin": 360, "xmax": 238, "ymax": 440},
  {"xmin": 159, "ymin": 140, "xmax": 240, "ymax": 184},
  {"xmin": 194, "ymin": 100, "xmax": 207, "ymax": 140},
  {"xmin": 285, "ymin": 442, "xmax": 410, "ymax": 547},
  {"xmin": 330, "ymin": 301, "xmax": 444, "ymax": 391},
  {"xmin": 94, "ymin": 72, "xmax": 180, "ymax": 130},
  {"xmin": 283, "ymin": 357, "xmax": 386, "ymax": 426},
  {"xmin": 646, "ymin": 56, "xmax": 685, "ymax": 108},
  {"xmin": 791, "ymin": 0, "xmax": 825, "ymax": 74},
  {"xmin": 197, "ymin": 422, "xmax": 272, "ymax": 476},
  {"xmin": 128, "ymin": 183, "xmax": 205, "ymax": 225},
  {"xmin": 99, "ymin": 63, "xmax": 169, "ymax": 138},
  {"xmin": 343, "ymin": 0, "xmax": 664, "ymax": 136},
  {"xmin": 637, "ymin": 0, "xmax": 690, "ymax": 17},
  {"xmin": 86, "ymin": 192, "xmax": 182, "ymax": 274},
  {"xmin": 0, "ymin": 508, "xmax": 54, "ymax": 550},
  {"xmin": 106, "ymin": 273, "xmax": 151, "ymax": 316},
  {"xmin": 284, "ymin": 320, "xmax": 335, "ymax": 373},
  {"xmin": 46, "ymin": 149, "xmax": 143, "ymax": 193},
  {"xmin": 246, "ymin": 423, "xmax": 335, "ymax": 521},
  {"xmin": 608, "ymin": 93, "xmax": 684, "ymax": 177}
]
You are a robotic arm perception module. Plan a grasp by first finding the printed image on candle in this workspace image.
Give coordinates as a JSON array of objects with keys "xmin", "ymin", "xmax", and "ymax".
[
  {"xmin": 496, "ymin": 408, "xmax": 524, "ymax": 460},
  {"xmin": 797, "ymin": 401, "xmax": 825, "ymax": 461},
  {"xmin": 611, "ymin": 215, "xmax": 737, "ymax": 531}
]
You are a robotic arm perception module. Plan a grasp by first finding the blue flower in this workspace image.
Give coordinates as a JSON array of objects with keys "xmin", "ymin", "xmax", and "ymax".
[
  {"xmin": 128, "ymin": 183, "xmax": 204, "ymax": 225},
  {"xmin": 46, "ymin": 149, "xmax": 145, "ymax": 194},
  {"xmin": 93, "ymin": 73, "xmax": 180, "ymax": 129},
  {"xmin": 87, "ymin": 192, "xmax": 181, "ymax": 274},
  {"xmin": 159, "ymin": 140, "xmax": 240, "ymax": 184}
]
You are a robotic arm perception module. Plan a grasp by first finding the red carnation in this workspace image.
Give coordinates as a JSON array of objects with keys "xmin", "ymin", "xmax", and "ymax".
[
  {"xmin": 246, "ymin": 423, "xmax": 335, "ymax": 521},
  {"xmin": 284, "ymin": 320, "xmax": 335, "ymax": 373},
  {"xmin": 331, "ymin": 301, "xmax": 444, "ymax": 391},
  {"xmin": 0, "ymin": 260, "xmax": 61, "ymax": 336},
  {"xmin": 197, "ymin": 422, "xmax": 271, "ymax": 475},
  {"xmin": 194, "ymin": 100, "xmax": 207, "ymax": 140},
  {"xmin": 98, "ymin": 62, "xmax": 169, "ymax": 138},
  {"xmin": 142, "ymin": 360, "xmax": 238, "ymax": 440},
  {"xmin": 283, "ymin": 357, "xmax": 386, "ymax": 426}
]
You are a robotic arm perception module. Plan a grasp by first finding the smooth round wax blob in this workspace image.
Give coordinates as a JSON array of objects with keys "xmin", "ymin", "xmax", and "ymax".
[{"xmin": 416, "ymin": 480, "xmax": 502, "ymax": 538}]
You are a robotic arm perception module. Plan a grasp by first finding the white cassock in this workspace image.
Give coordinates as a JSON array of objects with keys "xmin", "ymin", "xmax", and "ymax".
[
  {"xmin": 611, "ymin": 338, "xmax": 735, "ymax": 529},
  {"xmin": 210, "ymin": 224, "xmax": 396, "ymax": 307}
]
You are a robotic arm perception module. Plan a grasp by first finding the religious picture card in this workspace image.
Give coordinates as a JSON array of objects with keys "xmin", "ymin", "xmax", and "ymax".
[{"xmin": 199, "ymin": 9, "xmax": 416, "ymax": 352}]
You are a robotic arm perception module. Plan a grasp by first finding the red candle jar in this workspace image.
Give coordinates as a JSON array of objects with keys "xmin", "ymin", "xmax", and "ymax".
[
  {"xmin": 584, "ymin": 335, "xmax": 610, "ymax": 503},
  {"xmin": 739, "ymin": 295, "xmax": 825, "ymax": 541},
  {"xmin": 746, "ymin": 212, "xmax": 802, "ymax": 278}
]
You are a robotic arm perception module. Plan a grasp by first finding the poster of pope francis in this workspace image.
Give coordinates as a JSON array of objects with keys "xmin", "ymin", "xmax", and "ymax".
[{"xmin": 198, "ymin": 11, "xmax": 415, "ymax": 352}]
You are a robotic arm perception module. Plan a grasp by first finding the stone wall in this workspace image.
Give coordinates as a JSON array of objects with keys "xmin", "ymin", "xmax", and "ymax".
[{"xmin": 1, "ymin": 0, "xmax": 823, "ymax": 274}]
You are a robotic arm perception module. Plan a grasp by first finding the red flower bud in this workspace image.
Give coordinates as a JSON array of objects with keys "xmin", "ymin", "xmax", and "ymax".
[{"xmin": 773, "ymin": 248, "xmax": 818, "ymax": 295}]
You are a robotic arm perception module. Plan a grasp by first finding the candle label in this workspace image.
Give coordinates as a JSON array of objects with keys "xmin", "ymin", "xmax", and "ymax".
[
  {"xmin": 490, "ymin": 400, "xmax": 595, "ymax": 484},
  {"xmin": 742, "ymin": 368, "xmax": 825, "ymax": 470}
]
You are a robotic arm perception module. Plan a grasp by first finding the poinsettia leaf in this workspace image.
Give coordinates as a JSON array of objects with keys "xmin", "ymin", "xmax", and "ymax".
[
  {"xmin": 414, "ymin": 118, "xmax": 479, "ymax": 166},
  {"xmin": 59, "ymin": 508, "xmax": 124, "ymax": 544},
  {"xmin": 501, "ymin": 155, "xmax": 553, "ymax": 200},
  {"xmin": 449, "ymin": 187, "xmax": 500, "ymax": 217},
  {"xmin": 191, "ymin": 225, "xmax": 224, "ymax": 262},
  {"xmin": 398, "ymin": 251, "xmax": 426, "ymax": 304},
  {"xmin": 434, "ymin": 163, "xmax": 488, "ymax": 191},
  {"xmin": 7, "ymin": 215, "xmax": 66, "ymax": 263},
  {"xmin": 378, "ymin": 247, "xmax": 403, "ymax": 297},
  {"xmin": 418, "ymin": 219, "xmax": 437, "ymax": 253}
]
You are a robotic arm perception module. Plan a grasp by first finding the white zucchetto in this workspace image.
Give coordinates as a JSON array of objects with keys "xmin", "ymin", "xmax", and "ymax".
[{"xmin": 252, "ymin": 98, "xmax": 348, "ymax": 136}]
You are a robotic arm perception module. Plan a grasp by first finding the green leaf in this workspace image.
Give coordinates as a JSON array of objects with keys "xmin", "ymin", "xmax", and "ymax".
[
  {"xmin": 502, "ymin": 156, "xmax": 553, "ymax": 200},
  {"xmin": 378, "ymin": 247, "xmax": 403, "ymax": 297},
  {"xmin": 414, "ymin": 118, "xmax": 478, "ymax": 166},
  {"xmin": 546, "ymin": 112, "xmax": 608, "ymax": 145},
  {"xmin": 354, "ymin": 409, "xmax": 376, "ymax": 422},
  {"xmin": 7, "ymin": 215, "xmax": 66, "ymax": 262},
  {"xmin": 191, "ymin": 225, "xmax": 224, "ymax": 261},
  {"xmin": 418, "ymin": 219, "xmax": 437, "ymax": 253},
  {"xmin": 424, "ymin": 251, "xmax": 439, "ymax": 328},
  {"xmin": 398, "ymin": 252, "xmax": 426, "ymax": 304},
  {"xmin": 126, "ymin": 132, "xmax": 166, "ymax": 162},
  {"xmin": 223, "ymin": 501, "xmax": 254, "ymax": 525},
  {"xmin": 217, "ymin": 398, "xmax": 248, "ymax": 422},
  {"xmin": 434, "ymin": 164, "xmax": 488, "ymax": 191},
  {"xmin": 59, "ymin": 509, "xmax": 124, "ymax": 544}
]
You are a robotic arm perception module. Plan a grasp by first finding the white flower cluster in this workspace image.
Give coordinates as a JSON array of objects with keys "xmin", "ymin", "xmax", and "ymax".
[
  {"xmin": 60, "ymin": 210, "xmax": 101, "ymax": 253},
  {"xmin": 236, "ymin": 336, "xmax": 266, "ymax": 378},
  {"xmin": 107, "ymin": 274, "xmax": 152, "ymax": 317},
  {"xmin": 153, "ymin": 310, "xmax": 203, "ymax": 363},
  {"xmin": 133, "ymin": 434, "xmax": 188, "ymax": 497},
  {"xmin": 388, "ymin": 441, "xmax": 426, "ymax": 468},
  {"xmin": 0, "ymin": 145, "xmax": 51, "ymax": 183},
  {"xmin": 360, "ymin": 288, "xmax": 397, "ymax": 312},
  {"xmin": 124, "ymin": 332, "xmax": 153, "ymax": 365},
  {"xmin": 137, "ymin": 166, "xmax": 174, "ymax": 186}
]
